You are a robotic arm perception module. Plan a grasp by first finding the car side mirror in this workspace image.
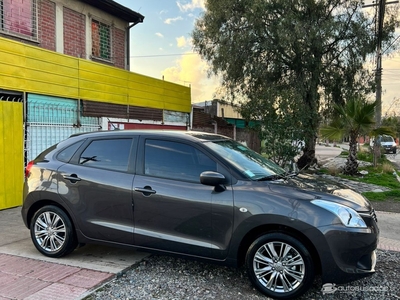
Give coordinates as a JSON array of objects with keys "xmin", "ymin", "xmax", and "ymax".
[{"xmin": 200, "ymin": 171, "xmax": 226, "ymax": 191}]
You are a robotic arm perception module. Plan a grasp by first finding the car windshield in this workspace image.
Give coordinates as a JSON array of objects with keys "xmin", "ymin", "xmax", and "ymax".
[
  {"xmin": 381, "ymin": 136, "xmax": 393, "ymax": 143},
  {"xmin": 205, "ymin": 139, "xmax": 286, "ymax": 180}
]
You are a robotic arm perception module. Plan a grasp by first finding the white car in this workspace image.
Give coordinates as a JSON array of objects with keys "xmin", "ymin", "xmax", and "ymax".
[{"xmin": 370, "ymin": 135, "xmax": 397, "ymax": 154}]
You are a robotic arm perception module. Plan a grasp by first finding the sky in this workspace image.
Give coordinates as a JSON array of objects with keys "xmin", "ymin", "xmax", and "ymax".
[
  {"xmin": 115, "ymin": 0, "xmax": 399, "ymax": 113},
  {"xmin": 114, "ymin": 0, "xmax": 218, "ymax": 104}
]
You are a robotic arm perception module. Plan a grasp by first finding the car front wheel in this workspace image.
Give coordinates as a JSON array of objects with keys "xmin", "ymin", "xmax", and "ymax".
[
  {"xmin": 30, "ymin": 205, "xmax": 77, "ymax": 258},
  {"xmin": 245, "ymin": 233, "xmax": 314, "ymax": 299}
]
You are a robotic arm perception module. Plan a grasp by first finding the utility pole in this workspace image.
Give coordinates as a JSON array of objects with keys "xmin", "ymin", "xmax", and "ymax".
[
  {"xmin": 363, "ymin": 0, "xmax": 398, "ymax": 126},
  {"xmin": 375, "ymin": 0, "xmax": 386, "ymax": 126},
  {"xmin": 362, "ymin": 0, "xmax": 398, "ymax": 167}
]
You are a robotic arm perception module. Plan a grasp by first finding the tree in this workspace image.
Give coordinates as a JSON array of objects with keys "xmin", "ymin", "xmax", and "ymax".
[
  {"xmin": 192, "ymin": 0, "xmax": 399, "ymax": 168},
  {"xmin": 382, "ymin": 115, "xmax": 400, "ymax": 139},
  {"xmin": 320, "ymin": 97, "xmax": 393, "ymax": 175}
]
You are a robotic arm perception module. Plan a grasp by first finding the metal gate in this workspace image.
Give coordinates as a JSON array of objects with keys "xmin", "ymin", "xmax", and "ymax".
[
  {"xmin": 26, "ymin": 94, "xmax": 100, "ymax": 162},
  {"xmin": 0, "ymin": 93, "xmax": 23, "ymax": 210}
]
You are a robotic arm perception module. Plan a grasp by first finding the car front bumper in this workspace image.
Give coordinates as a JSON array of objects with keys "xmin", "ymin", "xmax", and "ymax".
[
  {"xmin": 383, "ymin": 145, "xmax": 396, "ymax": 152},
  {"xmin": 314, "ymin": 221, "xmax": 379, "ymax": 284}
]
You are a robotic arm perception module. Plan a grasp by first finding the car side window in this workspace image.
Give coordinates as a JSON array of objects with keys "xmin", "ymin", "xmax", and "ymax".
[
  {"xmin": 79, "ymin": 139, "xmax": 133, "ymax": 172},
  {"xmin": 144, "ymin": 139, "xmax": 217, "ymax": 182},
  {"xmin": 57, "ymin": 140, "xmax": 84, "ymax": 163}
]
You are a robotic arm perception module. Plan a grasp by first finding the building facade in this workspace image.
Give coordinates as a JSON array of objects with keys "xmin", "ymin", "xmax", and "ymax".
[{"xmin": 0, "ymin": 0, "xmax": 191, "ymax": 209}]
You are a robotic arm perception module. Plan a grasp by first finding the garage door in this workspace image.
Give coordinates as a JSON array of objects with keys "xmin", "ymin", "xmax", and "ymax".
[{"xmin": 0, "ymin": 97, "xmax": 23, "ymax": 210}]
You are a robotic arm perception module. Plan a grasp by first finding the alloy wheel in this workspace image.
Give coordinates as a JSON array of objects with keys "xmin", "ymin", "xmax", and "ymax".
[
  {"xmin": 34, "ymin": 211, "xmax": 66, "ymax": 252},
  {"xmin": 253, "ymin": 241, "xmax": 305, "ymax": 293}
]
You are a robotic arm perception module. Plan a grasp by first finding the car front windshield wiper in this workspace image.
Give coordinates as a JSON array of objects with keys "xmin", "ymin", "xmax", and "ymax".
[
  {"xmin": 257, "ymin": 171, "xmax": 297, "ymax": 181},
  {"xmin": 256, "ymin": 174, "xmax": 283, "ymax": 181}
]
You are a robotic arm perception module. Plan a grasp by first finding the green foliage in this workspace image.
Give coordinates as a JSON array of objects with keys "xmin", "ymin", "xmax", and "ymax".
[
  {"xmin": 321, "ymin": 97, "xmax": 377, "ymax": 139},
  {"xmin": 332, "ymin": 159, "xmax": 400, "ymax": 202},
  {"xmin": 362, "ymin": 190, "xmax": 400, "ymax": 202},
  {"xmin": 320, "ymin": 97, "xmax": 379, "ymax": 175},
  {"xmin": 319, "ymin": 152, "xmax": 400, "ymax": 202},
  {"xmin": 382, "ymin": 116, "xmax": 400, "ymax": 139},
  {"xmin": 356, "ymin": 150, "xmax": 386, "ymax": 163},
  {"xmin": 192, "ymin": 0, "xmax": 399, "ymax": 169},
  {"xmin": 261, "ymin": 138, "xmax": 301, "ymax": 167},
  {"xmin": 356, "ymin": 151, "xmax": 371, "ymax": 162},
  {"xmin": 356, "ymin": 171, "xmax": 399, "ymax": 189}
]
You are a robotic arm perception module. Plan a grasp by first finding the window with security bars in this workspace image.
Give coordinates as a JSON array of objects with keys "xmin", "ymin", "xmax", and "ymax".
[
  {"xmin": 0, "ymin": 0, "xmax": 37, "ymax": 39},
  {"xmin": 91, "ymin": 19, "xmax": 111, "ymax": 61}
]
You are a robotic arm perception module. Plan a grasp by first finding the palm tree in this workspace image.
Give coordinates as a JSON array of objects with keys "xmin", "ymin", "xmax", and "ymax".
[{"xmin": 320, "ymin": 97, "xmax": 393, "ymax": 175}]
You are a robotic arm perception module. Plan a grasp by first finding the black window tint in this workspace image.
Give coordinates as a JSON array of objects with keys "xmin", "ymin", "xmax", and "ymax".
[
  {"xmin": 144, "ymin": 140, "xmax": 217, "ymax": 182},
  {"xmin": 57, "ymin": 141, "xmax": 84, "ymax": 163},
  {"xmin": 79, "ymin": 139, "xmax": 132, "ymax": 172}
]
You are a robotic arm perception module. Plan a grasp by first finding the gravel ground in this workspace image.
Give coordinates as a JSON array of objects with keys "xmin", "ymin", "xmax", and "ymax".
[{"xmin": 85, "ymin": 250, "xmax": 400, "ymax": 300}]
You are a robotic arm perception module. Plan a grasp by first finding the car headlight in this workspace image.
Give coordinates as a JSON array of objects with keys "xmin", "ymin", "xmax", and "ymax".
[{"xmin": 311, "ymin": 199, "xmax": 367, "ymax": 228}]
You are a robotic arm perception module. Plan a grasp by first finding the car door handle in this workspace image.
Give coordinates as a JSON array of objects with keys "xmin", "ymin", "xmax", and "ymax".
[
  {"xmin": 63, "ymin": 174, "xmax": 81, "ymax": 183},
  {"xmin": 134, "ymin": 186, "xmax": 156, "ymax": 196}
]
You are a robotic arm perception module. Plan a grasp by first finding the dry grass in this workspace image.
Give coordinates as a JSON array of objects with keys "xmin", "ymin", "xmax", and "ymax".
[
  {"xmin": 326, "ymin": 166, "xmax": 341, "ymax": 176},
  {"xmin": 382, "ymin": 162, "xmax": 394, "ymax": 174}
]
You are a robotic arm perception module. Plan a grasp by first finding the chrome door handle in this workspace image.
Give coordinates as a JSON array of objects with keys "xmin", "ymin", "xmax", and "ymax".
[
  {"xmin": 63, "ymin": 175, "xmax": 81, "ymax": 183},
  {"xmin": 134, "ymin": 186, "xmax": 156, "ymax": 196}
]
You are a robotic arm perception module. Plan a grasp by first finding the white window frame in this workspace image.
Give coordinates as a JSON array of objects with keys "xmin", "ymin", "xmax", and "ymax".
[
  {"xmin": 0, "ymin": 0, "xmax": 38, "ymax": 42},
  {"xmin": 90, "ymin": 16, "xmax": 113, "ymax": 63}
]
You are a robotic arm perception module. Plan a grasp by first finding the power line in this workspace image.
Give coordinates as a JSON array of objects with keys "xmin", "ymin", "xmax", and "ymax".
[{"xmin": 130, "ymin": 53, "xmax": 198, "ymax": 58}]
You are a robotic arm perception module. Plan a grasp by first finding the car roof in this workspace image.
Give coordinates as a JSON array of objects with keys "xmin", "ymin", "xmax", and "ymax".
[{"xmin": 69, "ymin": 130, "xmax": 231, "ymax": 143}]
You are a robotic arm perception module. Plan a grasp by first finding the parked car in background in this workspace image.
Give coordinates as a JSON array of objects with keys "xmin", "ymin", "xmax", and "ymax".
[
  {"xmin": 370, "ymin": 135, "xmax": 397, "ymax": 154},
  {"xmin": 22, "ymin": 130, "xmax": 378, "ymax": 299}
]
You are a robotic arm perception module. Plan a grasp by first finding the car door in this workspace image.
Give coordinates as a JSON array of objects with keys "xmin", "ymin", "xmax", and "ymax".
[
  {"xmin": 57, "ymin": 137, "xmax": 136, "ymax": 245},
  {"xmin": 132, "ymin": 137, "xmax": 234, "ymax": 259}
]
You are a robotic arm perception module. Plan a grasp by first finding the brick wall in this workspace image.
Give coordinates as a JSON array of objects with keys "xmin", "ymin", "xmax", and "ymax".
[
  {"xmin": 1, "ymin": 2, "xmax": 128, "ymax": 69},
  {"xmin": 63, "ymin": 7, "xmax": 86, "ymax": 58},
  {"xmin": 38, "ymin": 0, "xmax": 56, "ymax": 51},
  {"xmin": 113, "ymin": 27, "xmax": 125, "ymax": 69}
]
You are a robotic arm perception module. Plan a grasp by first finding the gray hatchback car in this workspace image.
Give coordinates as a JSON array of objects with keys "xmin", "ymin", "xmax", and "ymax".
[{"xmin": 22, "ymin": 130, "xmax": 378, "ymax": 299}]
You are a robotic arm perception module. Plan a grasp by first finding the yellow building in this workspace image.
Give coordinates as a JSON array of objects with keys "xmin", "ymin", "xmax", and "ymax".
[{"xmin": 0, "ymin": 0, "xmax": 191, "ymax": 210}]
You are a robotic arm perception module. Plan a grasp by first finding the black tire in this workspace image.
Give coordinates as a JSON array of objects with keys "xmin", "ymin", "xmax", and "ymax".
[
  {"xmin": 30, "ymin": 205, "xmax": 78, "ymax": 258},
  {"xmin": 245, "ymin": 233, "xmax": 314, "ymax": 299},
  {"xmin": 393, "ymin": 149, "xmax": 397, "ymax": 154}
]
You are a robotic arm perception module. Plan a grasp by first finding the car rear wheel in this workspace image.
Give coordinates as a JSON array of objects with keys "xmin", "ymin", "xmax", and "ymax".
[
  {"xmin": 30, "ymin": 205, "xmax": 77, "ymax": 258},
  {"xmin": 245, "ymin": 233, "xmax": 314, "ymax": 299}
]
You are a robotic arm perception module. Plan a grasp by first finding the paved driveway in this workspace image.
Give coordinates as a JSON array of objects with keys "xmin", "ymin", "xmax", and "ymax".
[{"xmin": 0, "ymin": 207, "xmax": 148, "ymax": 299}]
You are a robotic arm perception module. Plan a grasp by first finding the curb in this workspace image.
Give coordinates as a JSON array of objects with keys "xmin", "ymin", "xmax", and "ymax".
[{"xmin": 378, "ymin": 237, "xmax": 400, "ymax": 252}]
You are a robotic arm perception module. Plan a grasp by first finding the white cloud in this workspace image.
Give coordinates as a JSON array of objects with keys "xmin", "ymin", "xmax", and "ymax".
[
  {"xmin": 155, "ymin": 32, "xmax": 164, "ymax": 38},
  {"xmin": 177, "ymin": 0, "xmax": 205, "ymax": 12},
  {"xmin": 176, "ymin": 36, "xmax": 192, "ymax": 48},
  {"xmin": 162, "ymin": 52, "xmax": 220, "ymax": 103},
  {"xmin": 164, "ymin": 16, "xmax": 183, "ymax": 24}
]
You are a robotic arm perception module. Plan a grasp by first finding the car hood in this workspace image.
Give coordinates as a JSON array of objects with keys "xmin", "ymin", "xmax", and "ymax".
[{"xmin": 268, "ymin": 173, "xmax": 372, "ymax": 212}]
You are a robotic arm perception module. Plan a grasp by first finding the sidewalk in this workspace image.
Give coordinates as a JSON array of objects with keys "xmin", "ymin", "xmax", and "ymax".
[{"xmin": 0, "ymin": 207, "xmax": 149, "ymax": 300}]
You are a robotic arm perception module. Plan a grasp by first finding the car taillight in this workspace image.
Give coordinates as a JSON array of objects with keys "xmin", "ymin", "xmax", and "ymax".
[{"xmin": 25, "ymin": 161, "xmax": 34, "ymax": 178}]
